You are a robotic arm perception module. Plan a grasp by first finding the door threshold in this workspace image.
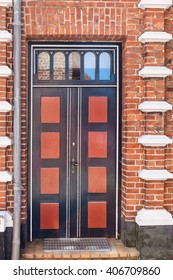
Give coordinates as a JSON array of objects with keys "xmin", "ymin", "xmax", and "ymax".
[{"xmin": 20, "ymin": 238, "xmax": 140, "ymax": 260}]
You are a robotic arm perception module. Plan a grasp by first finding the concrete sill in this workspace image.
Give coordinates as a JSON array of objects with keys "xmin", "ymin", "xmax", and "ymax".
[
  {"xmin": 0, "ymin": 30, "xmax": 12, "ymax": 42},
  {"xmin": 138, "ymin": 0, "xmax": 172, "ymax": 10},
  {"xmin": 138, "ymin": 101, "xmax": 172, "ymax": 113},
  {"xmin": 139, "ymin": 32, "xmax": 172, "ymax": 43},
  {"xmin": 0, "ymin": 137, "xmax": 13, "ymax": 148},
  {"xmin": 0, "ymin": 0, "xmax": 12, "ymax": 7},
  {"xmin": 138, "ymin": 135, "xmax": 172, "ymax": 147},
  {"xmin": 138, "ymin": 169, "xmax": 173, "ymax": 181},
  {"xmin": 0, "ymin": 66, "xmax": 12, "ymax": 78},
  {"xmin": 0, "ymin": 171, "xmax": 13, "ymax": 183},
  {"xmin": 139, "ymin": 66, "xmax": 172, "ymax": 78}
]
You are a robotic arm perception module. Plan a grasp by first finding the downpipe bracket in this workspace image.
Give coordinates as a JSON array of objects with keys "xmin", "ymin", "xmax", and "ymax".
[{"xmin": 13, "ymin": 184, "xmax": 22, "ymax": 191}]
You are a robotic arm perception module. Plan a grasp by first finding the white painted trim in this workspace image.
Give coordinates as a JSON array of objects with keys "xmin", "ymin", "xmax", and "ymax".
[
  {"xmin": 138, "ymin": 101, "xmax": 172, "ymax": 113},
  {"xmin": 0, "ymin": 212, "xmax": 5, "ymax": 232},
  {"xmin": 0, "ymin": 101, "xmax": 12, "ymax": 113},
  {"xmin": 138, "ymin": 0, "xmax": 172, "ymax": 10},
  {"xmin": 138, "ymin": 135, "xmax": 172, "ymax": 147},
  {"xmin": 136, "ymin": 209, "xmax": 173, "ymax": 226},
  {"xmin": 0, "ymin": 66, "xmax": 12, "ymax": 78},
  {"xmin": 0, "ymin": 136, "xmax": 13, "ymax": 147},
  {"xmin": 5, "ymin": 211, "xmax": 13, "ymax": 227},
  {"xmin": 0, "ymin": 211, "xmax": 13, "ymax": 232},
  {"xmin": 138, "ymin": 169, "xmax": 173, "ymax": 181},
  {"xmin": 139, "ymin": 32, "xmax": 172, "ymax": 43},
  {"xmin": 139, "ymin": 66, "xmax": 172, "ymax": 78},
  {"xmin": 0, "ymin": 171, "xmax": 12, "ymax": 182},
  {"xmin": 0, "ymin": 30, "xmax": 12, "ymax": 42},
  {"xmin": 0, "ymin": 0, "xmax": 12, "ymax": 7}
]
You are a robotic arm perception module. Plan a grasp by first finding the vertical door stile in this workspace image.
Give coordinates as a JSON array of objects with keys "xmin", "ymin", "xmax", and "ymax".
[
  {"xmin": 66, "ymin": 88, "xmax": 70, "ymax": 238},
  {"xmin": 76, "ymin": 87, "xmax": 82, "ymax": 237},
  {"xmin": 79, "ymin": 87, "xmax": 82, "ymax": 237},
  {"xmin": 68, "ymin": 88, "xmax": 72, "ymax": 237},
  {"xmin": 76, "ymin": 87, "xmax": 80, "ymax": 237},
  {"xmin": 30, "ymin": 46, "xmax": 33, "ymax": 242},
  {"xmin": 116, "ymin": 46, "xmax": 120, "ymax": 238}
]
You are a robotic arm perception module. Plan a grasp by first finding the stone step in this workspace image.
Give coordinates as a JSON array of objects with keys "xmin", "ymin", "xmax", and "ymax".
[{"xmin": 20, "ymin": 239, "xmax": 140, "ymax": 260}]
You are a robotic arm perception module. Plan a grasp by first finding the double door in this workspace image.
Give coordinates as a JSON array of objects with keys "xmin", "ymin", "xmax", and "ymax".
[{"xmin": 31, "ymin": 86, "xmax": 116, "ymax": 238}]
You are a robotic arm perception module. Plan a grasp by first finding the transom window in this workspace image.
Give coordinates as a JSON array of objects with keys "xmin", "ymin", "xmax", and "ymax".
[{"xmin": 34, "ymin": 46, "xmax": 117, "ymax": 85}]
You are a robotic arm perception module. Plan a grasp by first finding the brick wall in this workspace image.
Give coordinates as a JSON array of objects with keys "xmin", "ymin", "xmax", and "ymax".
[
  {"xmin": 6, "ymin": 6, "xmax": 14, "ymax": 215},
  {"xmin": 1, "ymin": 0, "xmax": 173, "ymax": 228},
  {"xmin": 22, "ymin": 0, "xmax": 145, "ymax": 223},
  {"xmin": 165, "ymin": 6, "xmax": 173, "ymax": 213},
  {"xmin": 0, "ymin": 7, "xmax": 10, "ymax": 211}
]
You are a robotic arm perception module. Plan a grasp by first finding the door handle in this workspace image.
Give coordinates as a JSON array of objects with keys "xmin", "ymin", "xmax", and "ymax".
[
  {"xmin": 71, "ymin": 158, "xmax": 79, "ymax": 175},
  {"xmin": 72, "ymin": 158, "xmax": 79, "ymax": 166}
]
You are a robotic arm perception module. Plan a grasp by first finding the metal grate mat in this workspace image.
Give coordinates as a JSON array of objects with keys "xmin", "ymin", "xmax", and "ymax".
[{"xmin": 44, "ymin": 238, "xmax": 110, "ymax": 252}]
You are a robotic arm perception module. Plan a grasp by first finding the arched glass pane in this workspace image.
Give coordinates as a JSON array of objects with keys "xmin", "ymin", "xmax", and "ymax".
[
  {"xmin": 54, "ymin": 52, "xmax": 65, "ymax": 80},
  {"xmin": 99, "ymin": 52, "xmax": 111, "ymax": 80},
  {"xmin": 38, "ymin": 52, "xmax": 50, "ymax": 80},
  {"xmin": 84, "ymin": 52, "xmax": 96, "ymax": 80},
  {"xmin": 69, "ymin": 52, "xmax": 80, "ymax": 80}
]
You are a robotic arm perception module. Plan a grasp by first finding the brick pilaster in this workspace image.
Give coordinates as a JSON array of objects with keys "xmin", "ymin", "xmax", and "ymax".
[
  {"xmin": 138, "ymin": 2, "xmax": 173, "ymax": 209},
  {"xmin": 0, "ymin": 3, "xmax": 13, "ymax": 211}
]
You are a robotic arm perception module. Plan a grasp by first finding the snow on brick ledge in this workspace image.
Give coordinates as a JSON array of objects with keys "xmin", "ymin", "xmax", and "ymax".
[
  {"xmin": 138, "ymin": 0, "xmax": 172, "ymax": 10},
  {"xmin": 0, "ymin": 101, "xmax": 12, "ymax": 113},
  {"xmin": 136, "ymin": 209, "xmax": 173, "ymax": 226},
  {"xmin": 138, "ymin": 135, "xmax": 172, "ymax": 147},
  {"xmin": 0, "ymin": 171, "xmax": 12, "ymax": 183},
  {"xmin": 138, "ymin": 101, "xmax": 172, "ymax": 113},
  {"xmin": 139, "ymin": 32, "xmax": 172, "ymax": 43},
  {"xmin": 0, "ymin": 30, "xmax": 12, "ymax": 42},
  {"xmin": 0, "ymin": 0, "xmax": 12, "ymax": 7},
  {"xmin": 138, "ymin": 169, "xmax": 173, "ymax": 181},
  {"xmin": 138, "ymin": 66, "xmax": 172, "ymax": 78},
  {"xmin": 0, "ymin": 66, "xmax": 12, "ymax": 78},
  {"xmin": 0, "ymin": 137, "xmax": 13, "ymax": 148}
]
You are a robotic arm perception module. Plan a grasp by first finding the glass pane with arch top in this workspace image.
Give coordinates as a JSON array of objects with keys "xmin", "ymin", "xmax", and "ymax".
[
  {"xmin": 69, "ymin": 52, "xmax": 81, "ymax": 80},
  {"xmin": 38, "ymin": 52, "xmax": 50, "ymax": 80},
  {"xmin": 84, "ymin": 52, "xmax": 96, "ymax": 80},
  {"xmin": 99, "ymin": 52, "xmax": 111, "ymax": 80},
  {"xmin": 54, "ymin": 52, "xmax": 65, "ymax": 80}
]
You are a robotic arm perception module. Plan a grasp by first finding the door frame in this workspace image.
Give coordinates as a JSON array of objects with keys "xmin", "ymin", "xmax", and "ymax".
[{"xmin": 28, "ymin": 42, "xmax": 122, "ymax": 241}]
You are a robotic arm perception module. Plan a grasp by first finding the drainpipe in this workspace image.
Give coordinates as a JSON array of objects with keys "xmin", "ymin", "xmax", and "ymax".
[{"xmin": 11, "ymin": 0, "xmax": 22, "ymax": 260}]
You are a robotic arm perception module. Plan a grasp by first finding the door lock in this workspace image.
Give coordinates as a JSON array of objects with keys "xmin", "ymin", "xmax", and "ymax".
[
  {"xmin": 72, "ymin": 158, "xmax": 79, "ymax": 166},
  {"xmin": 71, "ymin": 158, "xmax": 79, "ymax": 174}
]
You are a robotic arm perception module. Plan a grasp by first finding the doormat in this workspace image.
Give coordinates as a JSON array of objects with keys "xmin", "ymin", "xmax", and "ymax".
[{"xmin": 44, "ymin": 238, "xmax": 110, "ymax": 252}]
